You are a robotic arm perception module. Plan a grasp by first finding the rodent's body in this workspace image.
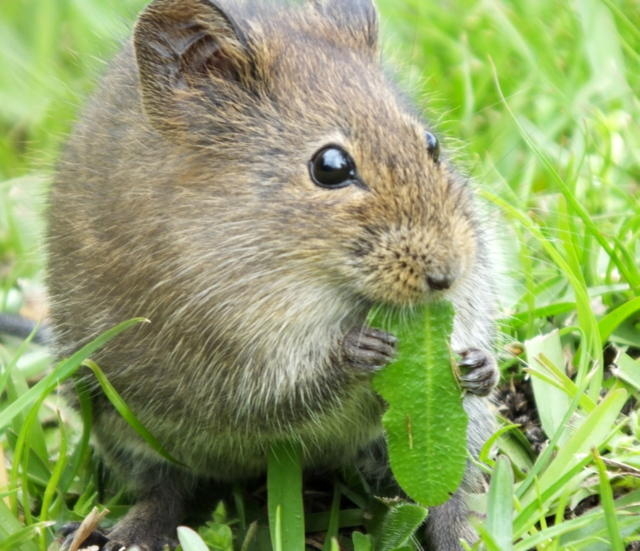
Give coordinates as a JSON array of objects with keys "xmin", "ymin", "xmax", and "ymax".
[
  {"xmin": 49, "ymin": 1, "xmax": 497, "ymax": 549},
  {"xmin": 50, "ymin": 42, "xmax": 384, "ymax": 478}
]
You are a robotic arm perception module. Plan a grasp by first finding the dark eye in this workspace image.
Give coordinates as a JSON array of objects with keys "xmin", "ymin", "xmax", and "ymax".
[
  {"xmin": 425, "ymin": 131, "xmax": 440, "ymax": 162},
  {"xmin": 309, "ymin": 145, "xmax": 358, "ymax": 189}
]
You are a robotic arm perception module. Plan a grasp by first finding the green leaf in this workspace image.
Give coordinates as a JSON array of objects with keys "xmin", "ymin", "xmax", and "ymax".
[
  {"xmin": 485, "ymin": 455, "xmax": 514, "ymax": 550},
  {"xmin": 592, "ymin": 450, "xmax": 624, "ymax": 551},
  {"xmin": 373, "ymin": 503, "xmax": 428, "ymax": 551},
  {"xmin": 177, "ymin": 526, "xmax": 211, "ymax": 551},
  {"xmin": 267, "ymin": 441, "xmax": 305, "ymax": 551},
  {"xmin": 352, "ymin": 532, "xmax": 373, "ymax": 551},
  {"xmin": 198, "ymin": 502, "xmax": 234, "ymax": 551},
  {"xmin": 322, "ymin": 485, "xmax": 341, "ymax": 551},
  {"xmin": 370, "ymin": 301, "xmax": 467, "ymax": 506}
]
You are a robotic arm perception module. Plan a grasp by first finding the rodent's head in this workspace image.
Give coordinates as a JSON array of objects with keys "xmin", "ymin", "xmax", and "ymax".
[{"xmin": 134, "ymin": 0, "xmax": 482, "ymax": 309}]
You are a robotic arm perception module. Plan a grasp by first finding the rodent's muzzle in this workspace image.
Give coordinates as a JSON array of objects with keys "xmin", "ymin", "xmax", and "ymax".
[{"xmin": 346, "ymin": 221, "xmax": 475, "ymax": 306}]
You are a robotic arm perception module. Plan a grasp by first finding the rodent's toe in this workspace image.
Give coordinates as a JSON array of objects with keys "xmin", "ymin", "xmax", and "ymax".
[
  {"xmin": 458, "ymin": 348, "xmax": 489, "ymax": 369},
  {"xmin": 457, "ymin": 348, "xmax": 498, "ymax": 396},
  {"xmin": 362, "ymin": 327, "xmax": 398, "ymax": 347},
  {"xmin": 342, "ymin": 326, "xmax": 397, "ymax": 372}
]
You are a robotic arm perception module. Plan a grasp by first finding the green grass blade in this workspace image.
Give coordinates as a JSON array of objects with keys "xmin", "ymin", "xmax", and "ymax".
[
  {"xmin": 322, "ymin": 484, "xmax": 342, "ymax": 551},
  {"xmin": 485, "ymin": 455, "xmax": 514, "ymax": 550},
  {"xmin": 239, "ymin": 521, "xmax": 258, "ymax": 551},
  {"xmin": 57, "ymin": 379, "xmax": 93, "ymax": 493},
  {"xmin": 267, "ymin": 441, "xmax": 305, "ymax": 551},
  {"xmin": 516, "ymin": 388, "xmax": 628, "ymax": 534},
  {"xmin": 475, "ymin": 524, "xmax": 505, "ymax": 551},
  {"xmin": 598, "ymin": 296, "xmax": 640, "ymax": 342},
  {"xmin": 531, "ymin": 388, "xmax": 627, "ymax": 500},
  {"xmin": 525, "ymin": 331, "xmax": 571, "ymax": 439},
  {"xmin": 612, "ymin": 353, "xmax": 640, "ymax": 391},
  {"xmin": 0, "ymin": 498, "xmax": 38, "ymax": 551},
  {"xmin": 38, "ymin": 413, "xmax": 68, "ymax": 548},
  {"xmin": 514, "ymin": 456, "xmax": 592, "ymax": 538},
  {"xmin": 82, "ymin": 359, "xmax": 183, "ymax": 466},
  {"xmin": 0, "ymin": 522, "xmax": 54, "ymax": 551},
  {"xmin": 592, "ymin": 450, "xmax": 624, "ymax": 551}
]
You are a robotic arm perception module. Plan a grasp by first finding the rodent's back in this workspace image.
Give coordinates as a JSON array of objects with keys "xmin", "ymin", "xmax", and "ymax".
[{"xmin": 47, "ymin": 0, "xmax": 495, "ymax": 476}]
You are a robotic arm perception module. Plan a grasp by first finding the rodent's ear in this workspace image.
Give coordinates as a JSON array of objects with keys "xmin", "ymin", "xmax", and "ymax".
[
  {"xmin": 312, "ymin": 0, "xmax": 378, "ymax": 52},
  {"xmin": 134, "ymin": 0, "xmax": 252, "ymax": 135}
]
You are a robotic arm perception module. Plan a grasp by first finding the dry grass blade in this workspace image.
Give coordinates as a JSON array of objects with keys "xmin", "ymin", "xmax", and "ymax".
[{"xmin": 67, "ymin": 507, "xmax": 110, "ymax": 551}]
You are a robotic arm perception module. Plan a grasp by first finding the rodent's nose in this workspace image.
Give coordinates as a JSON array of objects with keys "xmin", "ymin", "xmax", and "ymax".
[{"xmin": 426, "ymin": 274, "xmax": 453, "ymax": 291}]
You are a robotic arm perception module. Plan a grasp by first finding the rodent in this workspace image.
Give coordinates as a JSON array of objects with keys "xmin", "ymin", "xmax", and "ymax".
[{"xmin": 48, "ymin": 1, "xmax": 499, "ymax": 550}]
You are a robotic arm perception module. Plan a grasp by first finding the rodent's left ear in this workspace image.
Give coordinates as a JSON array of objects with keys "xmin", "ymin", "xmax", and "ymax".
[
  {"xmin": 134, "ymin": 0, "xmax": 254, "ymax": 136},
  {"xmin": 312, "ymin": 0, "xmax": 379, "ymax": 52}
]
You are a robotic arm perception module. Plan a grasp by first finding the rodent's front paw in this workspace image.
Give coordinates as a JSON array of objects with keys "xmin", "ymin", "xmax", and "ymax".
[
  {"xmin": 342, "ymin": 326, "xmax": 397, "ymax": 373},
  {"xmin": 457, "ymin": 348, "xmax": 498, "ymax": 396}
]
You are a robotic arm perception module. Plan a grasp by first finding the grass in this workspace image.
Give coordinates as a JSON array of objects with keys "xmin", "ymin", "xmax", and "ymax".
[{"xmin": 1, "ymin": 0, "xmax": 639, "ymax": 549}]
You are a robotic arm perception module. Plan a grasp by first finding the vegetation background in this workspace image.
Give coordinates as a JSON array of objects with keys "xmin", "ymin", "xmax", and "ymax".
[{"xmin": 0, "ymin": 0, "xmax": 639, "ymax": 549}]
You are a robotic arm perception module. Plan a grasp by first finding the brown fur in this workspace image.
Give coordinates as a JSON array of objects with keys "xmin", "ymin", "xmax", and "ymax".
[{"xmin": 49, "ymin": 1, "xmax": 497, "ymax": 549}]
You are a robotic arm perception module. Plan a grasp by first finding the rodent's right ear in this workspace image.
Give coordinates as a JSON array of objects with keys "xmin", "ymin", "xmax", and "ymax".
[{"xmin": 134, "ymin": 0, "xmax": 252, "ymax": 136}]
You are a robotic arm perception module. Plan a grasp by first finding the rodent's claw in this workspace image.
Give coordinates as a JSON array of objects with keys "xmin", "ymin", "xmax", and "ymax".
[
  {"xmin": 457, "ymin": 348, "xmax": 498, "ymax": 396},
  {"xmin": 342, "ymin": 326, "xmax": 397, "ymax": 373}
]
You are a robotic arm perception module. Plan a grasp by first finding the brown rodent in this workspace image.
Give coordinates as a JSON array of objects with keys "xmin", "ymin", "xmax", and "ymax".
[{"xmin": 48, "ymin": 1, "xmax": 499, "ymax": 549}]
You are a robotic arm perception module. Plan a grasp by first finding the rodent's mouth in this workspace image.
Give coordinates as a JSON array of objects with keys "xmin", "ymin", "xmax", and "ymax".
[
  {"xmin": 348, "ymin": 262, "xmax": 465, "ymax": 310},
  {"xmin": 361, "ymin": 289, "xmax": 444, "ymax": 310}
]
